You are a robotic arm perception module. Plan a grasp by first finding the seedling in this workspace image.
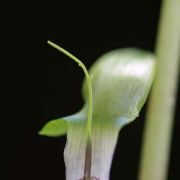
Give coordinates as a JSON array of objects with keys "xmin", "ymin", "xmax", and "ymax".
[{"xmin": 39, "ymin": 41, "xmax": 156, "ymax": 180}]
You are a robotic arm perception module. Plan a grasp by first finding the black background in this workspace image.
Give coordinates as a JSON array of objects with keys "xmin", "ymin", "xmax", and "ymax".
[{"xmin": 1, "ymin": 0, "xmax": 180, "ymax": 179}]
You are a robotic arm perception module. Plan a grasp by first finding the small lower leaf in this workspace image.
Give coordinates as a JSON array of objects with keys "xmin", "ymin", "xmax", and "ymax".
[
  {"xmin": 39, "ymin": 111, "xmax": 86, "ymax": 137},
  {"xmin": 39, "ymin": 118, "xmax": 68, "ymax": 137}
]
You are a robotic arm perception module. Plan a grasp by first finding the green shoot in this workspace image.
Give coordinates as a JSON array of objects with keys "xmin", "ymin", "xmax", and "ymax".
[{"xmin": 47, "ymin": 41, "xmax": 93, "ymax": 180}]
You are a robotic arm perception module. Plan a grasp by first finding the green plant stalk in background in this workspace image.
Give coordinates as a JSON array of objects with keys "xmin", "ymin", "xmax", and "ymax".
[{"xmin": 139, "ymin": 0, "xmax": 180, "ymax": 180}]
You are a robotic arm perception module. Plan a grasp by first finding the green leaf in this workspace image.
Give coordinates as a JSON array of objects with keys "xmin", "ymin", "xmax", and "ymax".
[
  {"xmin": 39, "ymin": 118, "xmax": 68, "ymax": 137},
  {"xmin": 39, "ymin": 111, "xmax": 86, "ymax": 137}
]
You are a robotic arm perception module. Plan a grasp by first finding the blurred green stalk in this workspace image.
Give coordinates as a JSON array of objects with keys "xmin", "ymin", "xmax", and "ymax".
[{"xmin": 139, "ymin": 0, "xmax": 180, "ymax": 180}]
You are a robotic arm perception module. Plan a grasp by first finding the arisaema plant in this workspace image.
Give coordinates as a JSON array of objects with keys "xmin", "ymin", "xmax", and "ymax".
[{"xmin": 39, "ymin": 41, "xmax": 156, "ymax": 180}]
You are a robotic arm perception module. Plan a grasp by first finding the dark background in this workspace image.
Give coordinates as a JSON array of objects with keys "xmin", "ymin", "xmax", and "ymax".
[{"xmin": 1, "ymin": 0, "xmax": 180, "ymax": 179}]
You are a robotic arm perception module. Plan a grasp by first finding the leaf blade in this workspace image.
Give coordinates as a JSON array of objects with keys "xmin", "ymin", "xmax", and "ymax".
[{"xmin": 39, "ymin": 118, "xmax": 68, "ymax": 137}]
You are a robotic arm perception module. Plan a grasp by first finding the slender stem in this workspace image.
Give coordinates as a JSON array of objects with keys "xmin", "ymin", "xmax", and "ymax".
[
  {"xmin": 47, "ymin": 41, "xmax": 93, "ymax": 180},
  {"xmin": 139, "ymin": 0, "xmax": 180, "ymax": 180}
]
